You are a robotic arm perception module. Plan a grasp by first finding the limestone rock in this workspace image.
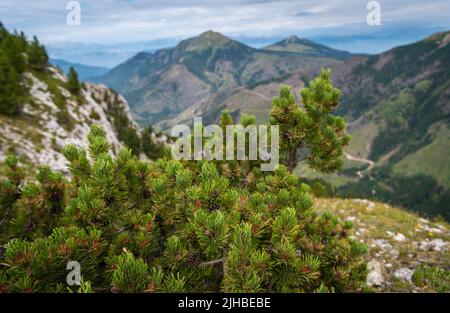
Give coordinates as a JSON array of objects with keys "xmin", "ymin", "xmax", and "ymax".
[
  {"xmin": 394, "ymin": 268, "xmax": 414, "ymax": 281},
  {"xmin": 367, "ymin": 261, "xmax": 384, "ymax": 286}
]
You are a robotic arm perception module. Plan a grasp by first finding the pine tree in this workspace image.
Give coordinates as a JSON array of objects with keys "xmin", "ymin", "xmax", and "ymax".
[
  {"xmin": 0, "ymin": 50, "xmax": 25, "ymax": 115},
  {"xmin": 0, "ymin": 22, "xmax": 7, "ymax": 44},
  {"xmin": 142, "ymin": 126, "xmax": 165, "ymax": 159},
  {"xmin": 0, "ymin": 155, "xmax": 24, "ymax": 241},
  {"xmin": 27, "ymin": 36, "xmax": 48, "ymax": 71},
  {"xmin": 67, "ymin": 67, "xmax": 81, "ymax": 95},
  {"xmin": 1, "ymin": 35, "xmax": 26, "ymax": 74}
]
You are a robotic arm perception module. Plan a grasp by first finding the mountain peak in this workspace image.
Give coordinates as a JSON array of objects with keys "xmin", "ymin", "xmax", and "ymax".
[
  {"xmin": 263, "ymin": 35, "xmax": 351, "ymax": 59},
  {"xmin": 177, "ymin": 30, "xmax": 249, "ymax": 52},
  {"xmin": 286, "ymin": 35, "xmax": 301, "ymax": 43},
  {"xmin": 191, "ymin": 30, "xmax": 232, "ymax": 46},
  {"xmin": 198, "ymin": 30, "xmax": 228, "ymax": 39},
  {"xmin": 282, "ymin": 35, "xmax": 316, "ymax": 46}
]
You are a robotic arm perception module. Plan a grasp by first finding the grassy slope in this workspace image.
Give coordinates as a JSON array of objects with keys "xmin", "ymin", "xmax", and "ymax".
[
  {"xmin": 345, "ymin": 119, "xmax": 379, "ymax": 159},
  {"xmin": 316, "ymin": 197, "xmax": 450, "ymax": 292},
  {"xmin": 295, "ymin": 164, "xmax": 358, "ymax": 188},
  {"xmin": 394, "ymin": 123, "xmax": 450, "ymax": 188}
]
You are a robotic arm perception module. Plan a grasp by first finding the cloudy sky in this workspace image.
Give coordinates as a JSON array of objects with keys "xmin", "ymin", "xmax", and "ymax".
[
  {"xmin": 1, "ymin": 0, "xmax": 449, "ymax": 43},
  {"xmin": 1, "ymin": 0, "xmax": 449, "ymax": 66}
]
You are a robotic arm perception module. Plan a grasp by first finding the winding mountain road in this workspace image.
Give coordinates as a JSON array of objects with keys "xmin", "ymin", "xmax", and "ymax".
[{"xmin": 344, "ymin": 152, "xmax": 375, "ymax": 178}]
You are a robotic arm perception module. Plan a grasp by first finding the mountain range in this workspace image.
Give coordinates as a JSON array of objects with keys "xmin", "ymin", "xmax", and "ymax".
[
  {"xmin": 96, "ymin": 31, "xmax": 351, "ymax": 129},
  {"xmin": 97, "ymin": 30, "xmax": 450, "ymax": 220},
  {"xmin": 1, "ymin": 23, "xmax": 449, "ymax": 220}
]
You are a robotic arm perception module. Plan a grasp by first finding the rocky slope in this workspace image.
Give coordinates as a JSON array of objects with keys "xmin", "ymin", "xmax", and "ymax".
[
  {"xmin": 316, "ymin": 198, "xmax": 449, "ymax": 292},
  {"xmin": 0, "ymin": 65, "xmax": 142, "ymax": 174},
  {"xmin": 0, "ymin": 22, "xmax": 166, "ymax": 177}
]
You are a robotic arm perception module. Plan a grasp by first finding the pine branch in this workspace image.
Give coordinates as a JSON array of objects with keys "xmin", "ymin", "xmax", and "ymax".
[{"xmin": 199, "ymin": 258, "xmax": 225, "ymax": 267}]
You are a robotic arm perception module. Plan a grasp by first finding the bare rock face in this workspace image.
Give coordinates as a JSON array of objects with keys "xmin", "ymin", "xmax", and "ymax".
[{"xmin": 0, "ymin": 66, "xmax": 140, "ymax": 173}]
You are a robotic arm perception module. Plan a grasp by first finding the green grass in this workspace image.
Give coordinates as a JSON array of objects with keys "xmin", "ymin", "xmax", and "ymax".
[
  {"xmin": 412, "ymin": 265, "xmax": 450, "ymax": 292},
  {"xmin": 393, "ymin": 123, "xmax": 450, "ymax": 188},
  {"xmin": 221, "ymin": 90, "xmax": 273, "ymax": 124},
  {"xmin": 294, "ymin": 163, "xmax": 358, "ymax": 187},
  {"xmin": 346, "ymin": 119, "xmax": 379, "ymax": 159}
]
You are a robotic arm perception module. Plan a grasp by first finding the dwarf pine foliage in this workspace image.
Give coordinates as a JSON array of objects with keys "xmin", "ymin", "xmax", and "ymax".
[
  {"xmin": 0, "ymin": 128, "xmax": 367, "ymax": 292},
  {"xmin": 271, "ymin": 69, "xmax": 350, "ymax": 172},
  {"xmin": 0, "ymin": 70, "xmax": 367, "ymax": 293}
]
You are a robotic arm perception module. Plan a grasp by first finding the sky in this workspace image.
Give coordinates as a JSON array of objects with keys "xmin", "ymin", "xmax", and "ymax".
[{"xmin": 1, "ymin": 0, "xmax": 449, "ymax": 66}]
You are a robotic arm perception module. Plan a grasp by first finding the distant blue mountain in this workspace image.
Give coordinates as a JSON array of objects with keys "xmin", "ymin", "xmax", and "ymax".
[
  {"xmin": 46, "ymin": 25, "xmax": 447, "ymax": 71},
  {"xmin": 50, "ymin": 59, "xmax": 110, "ymax": 82}
]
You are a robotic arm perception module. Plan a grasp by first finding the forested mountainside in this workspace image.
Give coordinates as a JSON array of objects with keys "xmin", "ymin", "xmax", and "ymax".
[
  {"xmin": 0, "ymin": 23, "xmax": 164, "ymax": 174},
  {"xmin": 300, "ymin": 31, "xmax": 450, "ymax": 220},
  {"xmin": 97, "ymin": 31, "xmax": 350, "ymax": 129}
]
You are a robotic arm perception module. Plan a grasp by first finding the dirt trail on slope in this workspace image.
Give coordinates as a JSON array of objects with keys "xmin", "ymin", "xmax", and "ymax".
[
  {"xmin": 345, "ymin": 152, "xmax": 375, "ymax": 178},
  {"xmin": 243, "ymin": 89, "xmax": 272, "ymax": 101}
]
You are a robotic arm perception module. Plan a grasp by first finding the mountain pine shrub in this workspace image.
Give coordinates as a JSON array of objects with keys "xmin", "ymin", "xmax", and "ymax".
[
  {"xmin": 0, "ymin": 120, "xmax": 367, "ymax": 292},
  {"xmin": 211, "ymin": 68, "xmax": 350, "ymax": 190},
  {"xmin": 270, "ymin": 69, "xmax": 350, "ymax": 172}
]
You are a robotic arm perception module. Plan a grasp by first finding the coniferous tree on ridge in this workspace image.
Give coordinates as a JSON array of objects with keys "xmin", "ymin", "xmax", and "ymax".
[
  {"xmin": 0, "ymin": 50, "xmax": 25, "ymax": 115},
  {"xmin": 27, "ymin": 36, "xmax": 48, "ymax": 71},
  {"xmin": 67, "ymin": 66, "xmax": 81, "ymax": 95},
  {"xmin": 1, "ymin": 35, "xmax": 26, "ymax": 74}
]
